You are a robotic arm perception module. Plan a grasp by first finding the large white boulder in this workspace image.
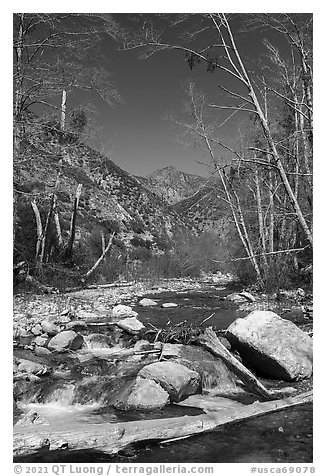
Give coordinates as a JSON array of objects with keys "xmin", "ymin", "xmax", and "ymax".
[
  {"xmin": 138, "ymin": 361, "xmax": 200, "ymax": 402},
  {"xmin": 226, "ymin": 310, "xmax": 313, "ymax": 381}
]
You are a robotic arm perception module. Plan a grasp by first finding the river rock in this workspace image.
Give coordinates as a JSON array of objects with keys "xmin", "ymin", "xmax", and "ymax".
[
  {"xmin": 112, "ymin": 304, "xmax": 138, "ymax": 319},
  {"xmin": 138, "ymin": 361, "xmax": 200, "ymax": 402},
  {"xmin": 116, "ymin": 317, "xmax": 145, "ymax": 335},
  {"xmin": 48, "ymin": 330, "xmax": 84, "ymax": 352},
  {"xmin": 161, "ymin": 302, "xmax": 178, "ymax": 308},
  {"xmin": 34, "ymin": 346, "xmax": 51, "ymax": 357},
  {"xmin": 33, "ymin": 335, "xmax": 48, "ymax": 347},
  {"xmin": 139, "ymin": 298, "xmax": 158, "ymax": 307},
  {"xmin": 41, "ymin": 320, "xmax": 60, "ymax": 336},
  {"xmin": 113, "ymin": 377, "xmax": 170, "ymax": 411},
  {"xmin": 31, "ymin": 324, "xmax": 43, "ymax": 336},
  {"xmin": 226, "ymin": 310, "xmax": 313, "ymax": 381},
  {"xmin": 17, "ymin": 359, "xmax": 51, "ymax": 375}
]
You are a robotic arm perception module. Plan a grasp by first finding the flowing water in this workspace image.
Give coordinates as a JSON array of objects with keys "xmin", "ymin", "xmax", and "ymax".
[{"xmin": 14, "ymin": 285, "xmax": 313, "ymax": 463}]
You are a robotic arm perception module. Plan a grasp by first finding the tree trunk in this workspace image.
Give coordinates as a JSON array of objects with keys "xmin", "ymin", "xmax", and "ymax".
[
  {"xmin": 13, "ymin": 391, "xmax": 312, "ymax": 458},
  {"xmin": 65, "ymin": 184, "xmax": 82, "ymax": 260},
  {"xmin": 81, "ymin": 232, "xmax": 115, "ymax": 282},
  {"xmin": 221, "ymin": 14, "xmax": 313, "ymax": 247},
  {"xmin": 60, "ymin": 89, "xmax": 67, "ymax": 132},
  {"xmin": 31, "ymin": 200, "xmax": 44, "ymax": 274},
  {"xmin": 197, "ymin": 327, "xmax": 273, "ymax": 400}
]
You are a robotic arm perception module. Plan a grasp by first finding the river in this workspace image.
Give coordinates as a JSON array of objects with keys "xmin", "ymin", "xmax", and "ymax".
[{"xmin": 14, "ymin": 284, "xmax": 313, "ymax": 463}]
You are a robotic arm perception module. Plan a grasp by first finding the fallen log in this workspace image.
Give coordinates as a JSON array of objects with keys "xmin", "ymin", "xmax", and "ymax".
[
  {"xmin": 14, "ymin": 390, "xmax": 312, "ymax": 458},
  {"xmin": 197, "ymin": 327, "xmax": 273, "ymax": 400}
]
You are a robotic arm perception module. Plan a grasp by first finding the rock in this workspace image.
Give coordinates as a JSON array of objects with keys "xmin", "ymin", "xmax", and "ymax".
[
  {"xmin": 30, "ymin": 324, "xmax": 43, "ymax": 336},
  {"xmin": 41, "ymin": 320, "xmax": 60, "ymax": 336},
  {"xmin": 34, "ymin": 346, "xmax": 51, "ymax": 357},
  {"xmin": 116, "ymin": 318, "xmax": 145, "ymax": 335},
  {"xmin": 138, "ymin": 361, "xmax": 200, "ymax": 402},
  {"xmin": 226, "ymin": 310, "xmax": 313, "ymax": 381},
  {"xmin": 48, "ymin": 331, "xmax": 84, "ymax": 352},
  {"xmin": 161, "ymin": 303, "xmax": 178, "ymax": 308},
  {"xmin": 113, "ymin": 377, "xmax": 170, "ymax": 411},
  {"xmin": 139, "ymin": 298, "xmax": 158, "ymax": 307},
  {"xmin": 17, "ymin": 359, "xmax": 51, "ymax": 375},
  {"xmin": 112, "ymin": 304, "xmax": 138, "ymax": 319},
  {"xmin": 33, "ymin": 336, "xmax": 48, "ymax": 347},
  {"xmin": 161, "ymin": 344, "xmax": 243, "ymax": 397},
  {"xmin": 177, "ymin": 395, "xmax": 246, "ymax": 413},
  {"xmin": 65, "ymin": 320, "xmax": 88, "ymax": 332}
]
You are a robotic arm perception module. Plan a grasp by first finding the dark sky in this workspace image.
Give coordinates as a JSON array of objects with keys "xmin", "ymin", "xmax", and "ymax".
[{"xmin": 69, "ymin": 14, "xmax": 293, "ymax": 177}]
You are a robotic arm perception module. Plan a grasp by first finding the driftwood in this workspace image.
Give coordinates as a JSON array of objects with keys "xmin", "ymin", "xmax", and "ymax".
[
  {"xmin": 13, "ymin": 390, "xmax": 312, "ymax": 458},
  {"xmin": 197, "ymin": 327, "xmax": 273, "ymax": 400}
]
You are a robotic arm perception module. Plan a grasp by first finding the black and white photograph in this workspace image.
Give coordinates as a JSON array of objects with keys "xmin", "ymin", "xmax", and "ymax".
[{"xmin": 11, "ymin": 5, "xmax": 314, "ymax": 468}]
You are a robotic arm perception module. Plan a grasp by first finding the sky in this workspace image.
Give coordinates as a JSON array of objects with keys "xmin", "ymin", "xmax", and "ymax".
[{"xmin": 68, "ymin": 13, "xmax": 294, "ymax": 178}]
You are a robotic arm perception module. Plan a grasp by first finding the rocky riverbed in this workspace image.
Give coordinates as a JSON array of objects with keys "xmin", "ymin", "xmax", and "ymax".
[{"xmin": 13, "ymin": 274, "xmax": 313, "ymax": 461}]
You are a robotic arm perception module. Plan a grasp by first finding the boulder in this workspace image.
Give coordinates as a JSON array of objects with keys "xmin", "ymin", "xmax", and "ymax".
[
  {"xmin": 139, "ymin": 298, "xmax": 158, "ymax": 307},
  {"xmin": 226, "ymin": 310, "xmax": 313, "ymax": 381},
  {"xmin": 116, "ymin": 318, "xmax": 145, "ymax": 335},
  {"xmin": 48, "ymin": 331, "xmax": 84, "ymax": 352},
  {"xmin": 112, "ymin": 305, "xmax": 138, "ymax": 319},
  {"xmin": 113, "ymin": 377, "xmax": 170, "ymax": 411},
  {"xmin": 41, "ymin": 320, "xmax": 60, "ymax": 336},
  {"xmin": 161, "ymin": 344, "xmax": 243, "ymax": 396},
  {"xmin": 161, "ymin": 303, "xmax": 178, "ymax": 308},
  {"xmin": 138, "ymin": 361, "xmax": 200, "ymax": 402}
]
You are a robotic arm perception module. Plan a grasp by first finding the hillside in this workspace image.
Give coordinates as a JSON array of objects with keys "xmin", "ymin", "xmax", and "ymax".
[
  {"xmin": 137, "ymin": 166, "xmax": 207, "ymax": 204},
  {"xmin": 173, "ymin": 184, "xmax": 230, "ymax": 235},
  {"xmin": 14, "ymin": 139, "xmax": 193, "ymax": 284}
]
